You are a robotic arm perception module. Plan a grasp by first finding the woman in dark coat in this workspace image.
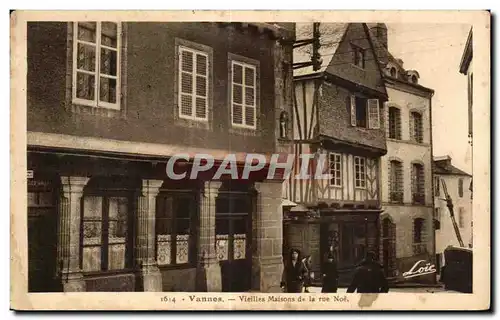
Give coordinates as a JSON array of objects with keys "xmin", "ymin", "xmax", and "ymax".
[
  {"xmin": 281, "ymin": 248, "xmax": 308, "ymax": 293},
  {"xmin": 321, "ymin": 252, "xmax": 338, "ymax": 293}
]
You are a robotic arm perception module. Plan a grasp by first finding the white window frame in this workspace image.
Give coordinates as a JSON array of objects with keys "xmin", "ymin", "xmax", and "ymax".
[
  {"xmin": 367, "ymin": 99, "xmax": 380, "ymax": 129},
  {"xmin": 328, "ymin": 153, "xmax": 342, "ymax": 187},
  {"xmin": 231, "ymin": 60, "xmax": 257, "ymax": 129},
  {"xmin": 178, "ymin": 46, "xmax": 209, "ymax": 122},
  {"xmin": 354, "ymin": 156, "xmax": 366, "ymax": 189},
  {"xmin": 72, "ymin": 22, "xmax": 122, "ymax": 110}
]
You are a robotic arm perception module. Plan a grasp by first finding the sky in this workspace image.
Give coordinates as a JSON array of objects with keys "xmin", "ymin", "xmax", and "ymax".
[{"xmin": 386, "ymin": 23, "xmax": 472, "ymax": 174}]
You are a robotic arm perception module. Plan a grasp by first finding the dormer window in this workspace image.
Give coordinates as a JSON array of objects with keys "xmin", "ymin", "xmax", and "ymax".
[
  {"xmin": 352, "ymin": 45, "xmax": 365, "ymax": 69},
  {"xmin": 411, "ymin": 75, "xmax": 418, "ymax": 84},
  {"xmin": 390, "ymin": 67, "xmax": 397, "ymax": 78}
]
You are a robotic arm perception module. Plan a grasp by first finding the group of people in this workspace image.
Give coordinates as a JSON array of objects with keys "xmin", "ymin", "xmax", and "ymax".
[{"xmin": 280, "ymin": 246, "xmax": 389, "ymax": 294}]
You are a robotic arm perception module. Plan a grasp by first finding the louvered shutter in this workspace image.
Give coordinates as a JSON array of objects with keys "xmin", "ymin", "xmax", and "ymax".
[
  {"xmin": 179, "ymin": 49, "xmax": 194, "ymax": 117},
  {"xmin": 244, "ymin": 66, "xmax": 256, "ymax": 127},
  {"xmin": 409, "ymin": 113, "xmax": 415, "ymax": 141},
  {"xmin": 232, "ymin": 63, "xmax": 243, "ymax": 125},
  {"xmin": 367, "ymin": 99, "xmax": 380, "ymax": 129},
  {"xmin": 195, "ymin": 53, "xmax": 208, "ymax": 119},
  {"xmin": 350, "ymin": 95, "xmax": 357, "ymax": 126}
]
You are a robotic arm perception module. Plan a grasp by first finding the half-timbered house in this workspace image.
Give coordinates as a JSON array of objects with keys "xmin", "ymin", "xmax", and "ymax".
[{"xmin": 283, "ymin": 23, "xmax": 388, "ymax": 285}]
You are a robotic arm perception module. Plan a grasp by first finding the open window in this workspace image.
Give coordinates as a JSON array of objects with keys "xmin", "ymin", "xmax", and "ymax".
[{"xmin": 350, "ymin": 96, "xmax": 380, "ymax": 129}]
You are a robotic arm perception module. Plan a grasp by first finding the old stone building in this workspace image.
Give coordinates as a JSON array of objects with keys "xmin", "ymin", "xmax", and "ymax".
[
  {"xmin": 368, "ymin": 24, "xmax": 436, "ymax": 284},
  {"xmin": 27, "ymin": 22, "xmax": 295, "ymax": 292},
  {"xmin": 283, "ymin": 23, "xmax": 388, "ymax": 285},
  {"xmin": 433, "ymin": 156, "xmax": 473, "ymax": 271}
]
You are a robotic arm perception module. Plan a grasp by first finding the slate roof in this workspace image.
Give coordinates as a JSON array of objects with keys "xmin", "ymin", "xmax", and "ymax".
[{"xmin": 293, "ymin": 23, "xmax": 348, "ymax": 77}]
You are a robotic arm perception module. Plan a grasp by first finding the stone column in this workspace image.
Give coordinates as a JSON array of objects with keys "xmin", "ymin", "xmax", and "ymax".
[
  {"xmin": 58, "ymin": 176, "xmax": 89, "ymax": 292},
  {"xmin": 196, "ymin": 181, "xmax": 222, "ymax": 292},
  {"xmin": 136, "ymin": 179, "xmax": 164, "ymax": 291},
  {"xmin": 252, "ymin": 180, "xmax": 284, "ymax": 292}
]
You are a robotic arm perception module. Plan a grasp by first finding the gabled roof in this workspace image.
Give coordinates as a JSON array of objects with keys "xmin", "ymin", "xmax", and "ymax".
[
  {"xmin": 459, "ymin": 28, "xmax": 473, "ymax": 74},
  {"xmin": 293, "ymin": 23, "xmax": 348, "ymax": 77},
  {"xmin": 433, "ymin": 156, "xmax": 471, "ymax": 176}
]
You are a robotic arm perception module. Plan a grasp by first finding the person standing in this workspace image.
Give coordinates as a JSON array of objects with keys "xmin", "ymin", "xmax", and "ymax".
[
  {"xmin": 281, "ymin": 248, "xmax": 307, "ymax": 293},
  {"xmin": 321, "ymin": 253, "xmax": 338, "ymax": 293},
  {"xmin": 347, "ymin": 251, "xmax": 389, "ymax": 293},
  {"xmin": 302, "ymin": 255, "xmax": 313, "ymax": 293}
]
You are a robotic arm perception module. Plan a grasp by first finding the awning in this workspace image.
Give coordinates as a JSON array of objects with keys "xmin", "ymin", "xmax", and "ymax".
[{"xmin": 282, "ymin": 199, "xmax": 298, "ymax": 207}]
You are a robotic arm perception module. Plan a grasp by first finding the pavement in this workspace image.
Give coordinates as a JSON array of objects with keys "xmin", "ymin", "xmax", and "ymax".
[{"xmin": 306, "ymin": 286, "xmax": 458, "ymax": 293}]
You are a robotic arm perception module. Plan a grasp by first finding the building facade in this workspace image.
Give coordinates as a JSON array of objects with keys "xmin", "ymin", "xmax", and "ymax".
[
  {"xmin": 459, "ymin": 28, "xmax": 473, "ymax": 147},
  {"xmin": 283, "ymin": 23, "xmax": 388, "ymax": 285},
  {"xmin": 433, "ymin": 156, "xmax": 473, "ymax": 272},
  {"xmin": 369, "ymin": 24, "xmax": 436, "ymax": 284},
  {"xmin": 27, "ymin": 22, "xmax": 295, "ymax": 292}
]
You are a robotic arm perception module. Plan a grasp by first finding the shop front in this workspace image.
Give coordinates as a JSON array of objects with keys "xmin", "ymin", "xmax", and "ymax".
[
  {"xmin": 27, "ymin": 150, "xmax": 284, "ymax": 292},
  {"xmin": 283, "ymin": 209, "xmax": 380, "ymax": 286}
]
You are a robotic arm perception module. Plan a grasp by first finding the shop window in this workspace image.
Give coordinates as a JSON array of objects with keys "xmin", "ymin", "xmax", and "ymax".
[
  {"xmin": 81, "ymin": 196, "xmax": 131, "ymax": 272},
  {"xmin": 156, "ymin": 193, "xmax": 197, "ymax": 266},
  {"xmin": 412, "ymin": 218, "xmax": 427, "ymax": 255}
]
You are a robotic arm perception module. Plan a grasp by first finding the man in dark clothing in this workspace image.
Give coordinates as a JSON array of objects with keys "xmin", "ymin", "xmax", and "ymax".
[{"xmin": 347, "ymin": 251, "xmax": 389, "ymax": 293}]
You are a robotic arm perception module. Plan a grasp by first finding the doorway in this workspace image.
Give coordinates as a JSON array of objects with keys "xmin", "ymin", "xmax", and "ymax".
[{"xmin": 215, "ymin": 194, "xmax": 252, "ymax": 292}]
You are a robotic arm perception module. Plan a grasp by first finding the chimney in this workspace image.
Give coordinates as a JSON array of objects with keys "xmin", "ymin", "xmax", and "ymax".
[{"xmin": 372, "ymin": 23, "xmax": 388, "ymax": 49}]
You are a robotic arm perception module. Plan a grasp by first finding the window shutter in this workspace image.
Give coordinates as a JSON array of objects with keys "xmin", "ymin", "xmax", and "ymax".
[
  {"xmin": 350, "ymin": 95, "xmax": 356, "ymax": 126},
  {"xmin": 367, "ymin": 99, "xmax": 380, "ymax": 129},
  {"xmin": 179, "ymin": 49, "xmax": 194, "ymax": 117},
  {"xmin": 195, "ymin": 53, "xmax": 208, "ymax": 119},
  {"xmin": 409, "ymin": 113, "xmax": 415, "ymax": 141}
]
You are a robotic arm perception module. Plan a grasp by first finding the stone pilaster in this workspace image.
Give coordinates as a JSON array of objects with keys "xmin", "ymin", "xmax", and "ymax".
[
  {"xmin": 252, "ymin": 180, "xmax": 284, "ymax": 292},
  {"xmin": 196, "ymin": 181, "xmax": 222, "ymax": 292},
  {"xmin": 136, "ymin": 179, "xmax": 164, "ymax": 292},
  {"xmin": 58, "ymin": 176, "xmax": 89, "ymax": 292}
]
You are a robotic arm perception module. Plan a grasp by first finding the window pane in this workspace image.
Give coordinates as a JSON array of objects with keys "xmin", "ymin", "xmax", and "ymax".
[
  {"xmin": 245, "ymin": 87, "xmax": 254, "ymax": 106},
  {"xmin": 38, "ymin": 191, "xmax": 54, "ymax": 206},
  {"xmin": 233, "ymin": 218, "xmax": 247, "ymax": 234},
  {"xmin": 176, "ymin": 218, "xmax": 191, "ymax": 234},
  {"xmin": 101, "ymin": 22, "xmax": 117, "ymax": 48},
  {"xmin": 77, "ymin": 22, "xmax": 96, "ymax": 42},
  {"xmin": 233, "ymin": 64, "xmax": 243, "ymax": 84},
  {"xmin": 245, "ymin": 106, "xmax": 255, "ymax": 127},
  {"xmin": 181, "ymin": 72, "xmax": 193, "ymax": 94},
  {"xmin": 108, "ymin": 197, "xmax": 128, "ymax": 239},
  {"xmin": 157, "ymin": 234, "xmax": 171, "ymax": 266},
  {"xmin": 84, "ymin": 196, "xmax": 102, "ymax": 218},
  {"xmin": 28, "ymin": 192, "xmax": 37, "ymax": 206},
  {"xmin": 77, "ymin": 43, "xmax": 96, "ymax": 72},
  {"xmin": 196, "ymin": 76, "xmax": 206, "ymax": 96},
  {"xmin": 180, "ymin": 94, "xmax": 192, "ymax": 116},
  {"xmin": 195, "ymin": 97, "xmax": 206, "ymax": 119},
  {"xmin": 99, "ymin": 77, "xmax": 117, "ymax": 103},
  {"xmin": 76, "ymin": 72, "xmax": 96, "ymax": 100},
  {"xmin": 196, "ymin": 54, "xmax": 207, "ymax": 76},
  {"xmin": 233, "ymin": 104, "xmax": 243, "ymax": 124},
  {"xmin": 176, "ymin": 234, "xmax": 189, "ymax": 264},
  {"xmin": 181, "ymin": 50, "xmax": 193, "ymax": 72},
  {"xmin": 82, "ymin": 246, "xmax": 101, "ymax": 272},
  {"xmin": 233, "ymin": 84, "xmax": 242, "ymax": 104},
  {"xmin": 244, "ymin": 67, "xmax": 255, "ymax": 86},
  {"xmin": 100, "ymin": 48, "xmax": 117, "ymax": 76},
  {"xmin": 108, "ymin": 243, "xmax": 125, "ymax": 270}
]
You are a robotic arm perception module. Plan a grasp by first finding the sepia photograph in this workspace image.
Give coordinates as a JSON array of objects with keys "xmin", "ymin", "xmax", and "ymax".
[{"xmin": 10, "ymin": 10, "xmax": 490, "ymax": 311}]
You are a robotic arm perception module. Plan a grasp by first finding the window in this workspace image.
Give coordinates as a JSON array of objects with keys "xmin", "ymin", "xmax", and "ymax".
[
  {"xmin": 389, "ymin": 160, "xmax": 403, "ymax": 203},
  {"xmin": 231, "ymin": 61, "xmax": 257, "ymax": 128},
  {"xmin": 412, "ymin": 218, "xmax": 426, "ymax": 254},
  {"xmin": 354, "ymin": 156, "xmax": 366, "ymax": 189},
  {"xmin": 72, "ymin": 22, "xmax": 121, "ymax": 110},
  {"xmin": 352, "ymin": 45, "xmax": 365, "ymax": 68},
  {"xmin": 410, "ymin": 111, "xmax": 424, "ymax": 143},
  {"xmin": 329, "ymin": 153, "xmax": 342, "ymax": 187},
  {"xmin": 156, "ymin": 193, "xmax": 197, "ymax": 266},
  {"xmin": 458, "ymin": 178, "xmax": 464, "ymax": 198},
  {"xmin": 388, "ymin": 107, "xmax": 402, "ymax": 139},
  {"xmin": 458, "ymin": 207, "xmax": 465, "ymax": 228},
  {"xmin": 350, "ymin": 96, "xmax": 380, "ymax": 129},
  {"xmin": 178, "ymin": 46, "xmax": 209, "ymax": 121},
  {"xmin": 434, "ymin": 176, "xmax": 440, "ymax": 196},
  {"xmin": 434, "ymin": 207, "xmax": 441, "ymax": 230},
  {"xmin": 81, "ymin": 196, "xmax": 131, "ymax": 272},
  {"xmin": 411, "ymin": 163, "xmax": 425, "ymax": 204},
  {"xmin": 390, "ymin": 67, "xmax": 397, "ymax": 78}
]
